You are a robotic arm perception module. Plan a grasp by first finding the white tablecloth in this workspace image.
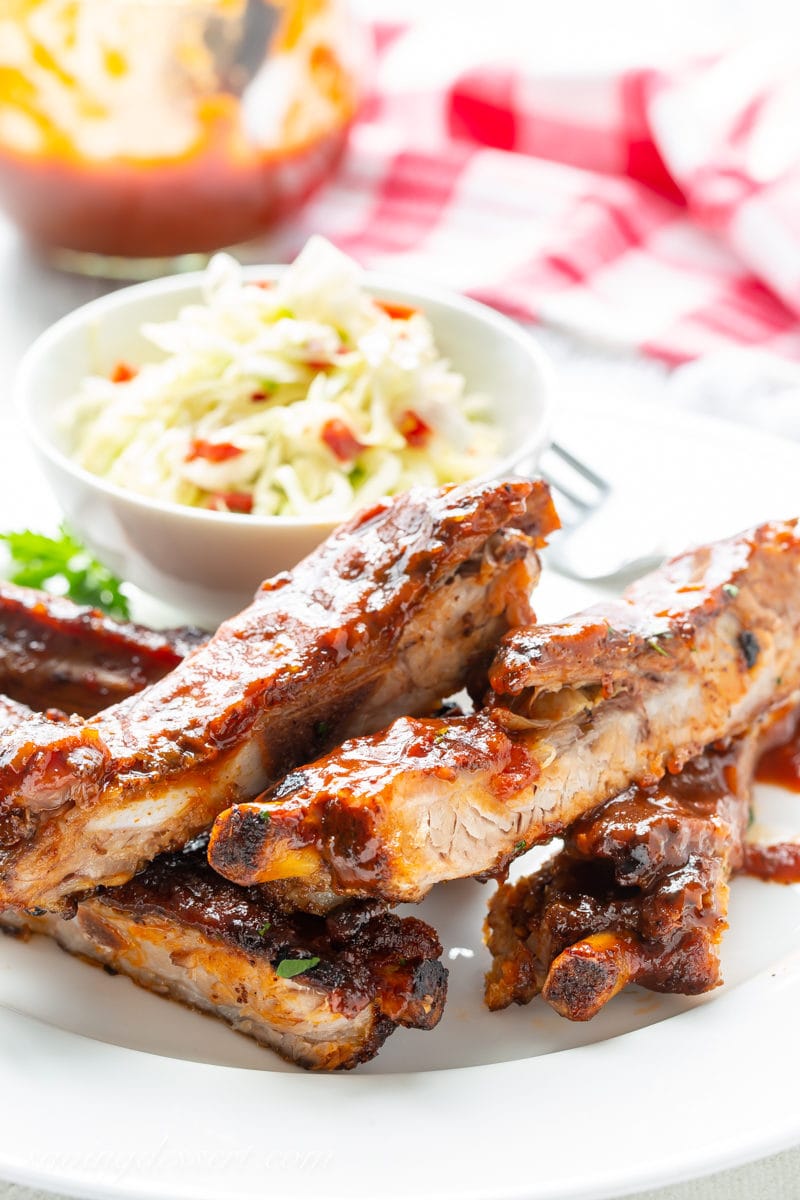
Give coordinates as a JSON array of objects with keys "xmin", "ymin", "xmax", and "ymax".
[{"xmin": 1, "ymin": 202, "xmax": 799, "ymax": 1200}]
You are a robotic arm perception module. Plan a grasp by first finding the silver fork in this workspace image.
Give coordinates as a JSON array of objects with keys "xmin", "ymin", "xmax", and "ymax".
[{"xmin": 537, "ymin": 442, "xmax": 667, "ymax": 584}]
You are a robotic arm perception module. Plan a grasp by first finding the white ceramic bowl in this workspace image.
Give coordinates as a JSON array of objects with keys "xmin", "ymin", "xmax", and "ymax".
[{"xmin": 15, "ymin": 268, "xmax": 553, "ymax": 626}]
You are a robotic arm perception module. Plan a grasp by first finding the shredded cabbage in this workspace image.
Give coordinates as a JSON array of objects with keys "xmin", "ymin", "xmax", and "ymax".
[{"xmin": 64, "ymin": 237, "xmax": 501, "ymax": 518}]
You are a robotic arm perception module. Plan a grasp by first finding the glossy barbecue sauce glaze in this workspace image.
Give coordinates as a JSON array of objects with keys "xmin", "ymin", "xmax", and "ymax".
[
  {"xmin": 505, "ymin": 731, "xmax": 800, "ymax": 1018},
  {"xmin": 558, "ymin": 726, "xmax": 800, "ymax": 963},
  {"xmin": 0, "ymin": 584, "xmax": 204, "ymax": 717}
]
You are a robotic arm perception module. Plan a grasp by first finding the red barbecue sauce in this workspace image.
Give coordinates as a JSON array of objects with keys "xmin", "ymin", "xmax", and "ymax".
[
  {"xmin": 756, "ymin": 732, "xmax": 800, "ymax": 793},
  {"xmin": 746, "ymin": 722, "xmax": 800, "ymax": 883},
  {"xmin": 0, "ymin": 11, "xmax": 358, "ymax": 261},
  {"xmin": 0, "ymin": 107, "xmax": 349, "ymax": 259}
]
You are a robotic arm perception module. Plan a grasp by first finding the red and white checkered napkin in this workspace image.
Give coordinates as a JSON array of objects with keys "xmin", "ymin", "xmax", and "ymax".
[{"xmin": 272, "ymin": 25, "xmax": 800, "ymax": 363}]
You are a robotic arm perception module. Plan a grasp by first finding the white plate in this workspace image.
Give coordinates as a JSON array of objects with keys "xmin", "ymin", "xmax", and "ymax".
[{"xmin": 2, "ymin": 392, "xmax": 800, "ymax": 1200}]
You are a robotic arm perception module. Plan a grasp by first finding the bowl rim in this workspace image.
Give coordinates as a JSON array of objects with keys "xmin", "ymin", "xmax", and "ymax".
[{"xmin": 15, "ymin": 264, "xmax": 554, "ymax": 530}]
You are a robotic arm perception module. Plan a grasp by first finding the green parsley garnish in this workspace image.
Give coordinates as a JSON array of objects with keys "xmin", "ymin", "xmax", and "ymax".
[
  {"xmin": 275, "ymin": 956, "xmax": 320, "ymax": 979},
  {"xmin": 722, "ymin": 583, "xmax": 739, "ymax": 599},
  {"xmin": 257, "ymin": 921, "xmax": 271, "ymax": 936},
  {"xmin": 514, "ymin": 839, "xmax": 526, "ymax": 854},
  {"xmin": 434, "ymin": 728, "xmax": 449, "ymax": 743},
  {"xmin": 0, "ymin": 524, "xmax": 130, "ymax": 619},
  {"xmin": 258, "ymin": 809, "xmax": 272, "ymax": 824},
  {"xmin": 647, "ymin": 636, "xmax": 669, "ymax": 657}
]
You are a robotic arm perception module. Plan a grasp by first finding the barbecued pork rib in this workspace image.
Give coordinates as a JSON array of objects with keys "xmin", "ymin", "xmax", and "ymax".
[
  {"xmin": 0, "ymin": 479, "xmax": 557, "ymax": 911},
  {"xmin": 1, "ymin": 692, "xmax": 447, "ymax": 1069},
  {"xmin": 484, "ymin": 722, "xmax": 768, "ymax": 1019},
  {"xmin": 0, "ymin": 582, "xmax": 205, "ymax": 717},
  {"xmin": 483, "ymin": 698, "xmax": 800, "ymax": 1019},
  {"xmin": 0, "ymin": 839, "xmax": 447, "ymax": 1071},
  {"xmin": 209, "ymin": 521, "xmax": 800, "ymax": 911}
]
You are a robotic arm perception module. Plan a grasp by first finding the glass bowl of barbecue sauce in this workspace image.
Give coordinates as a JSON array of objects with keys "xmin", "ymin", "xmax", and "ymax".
[{"xmin": 0, "ymin": 0, "xmax": 365, "ymax": 277}]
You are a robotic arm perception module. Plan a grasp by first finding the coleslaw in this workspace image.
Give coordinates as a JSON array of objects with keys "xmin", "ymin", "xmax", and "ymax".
[{"xmin": 64, "ymin": 238, "xmax": 501, "ymax": 518}]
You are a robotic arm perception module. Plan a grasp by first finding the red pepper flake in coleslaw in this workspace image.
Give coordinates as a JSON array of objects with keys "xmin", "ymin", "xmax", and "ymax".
[
  {"xmin": 398, "ymin": 410, "xmax": 432, "ymax": 449},
  {"xmin": 207, "ymin": 491, "xmax": 254, "ymax": 514},
  {"xmin": 63, "ymin": 237, "xmax": 500, "ymax": 518},
  {"xmin": 321, "ymin": 418, "xmax": 364, "ymax": 463},
  {"xmin": 186, "ymin": 440, "xmax": 245, "ymax": 463},
  {"xmin": 375, "ymin": 300, "xmax": 418, "ymax": 321},
  {"xmin": 110, "ymin": 362, "xmax": 137, "ymax": 383}
]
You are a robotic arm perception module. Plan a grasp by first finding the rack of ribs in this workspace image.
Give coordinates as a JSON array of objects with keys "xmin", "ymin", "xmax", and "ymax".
[
  {"xmin": 0, "ymin": 478, "xmax": 557, "ymax": 911},
  {"xmin": 208, "ymin": 521, "xmax": 800, "ymax": 912}
]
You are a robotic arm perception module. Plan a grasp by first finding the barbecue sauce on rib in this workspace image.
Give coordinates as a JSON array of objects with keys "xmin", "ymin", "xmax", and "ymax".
[
  {"xmin": 568, "ymin": 727, "xmax": 800, "ymax": 898},
  {"xmin": 487, "ymin": 729, "xmax": 800, "ymax": 1018},
  {"xmin": 484, "ymin": 746, "xmax": 744, "ymax": 1016},
  {"xmin": 755, "ymin": 734, "xmax": 800, "ymax": 793},
  {"xmin": 740, "ymin": 841, "xmax": 800, "ymax": 884}
]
